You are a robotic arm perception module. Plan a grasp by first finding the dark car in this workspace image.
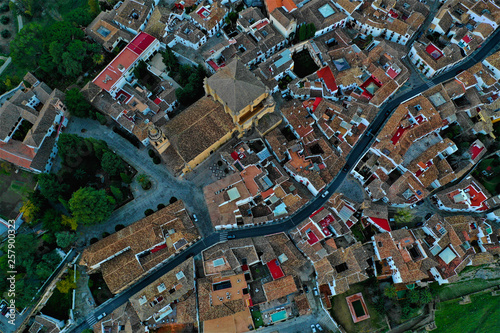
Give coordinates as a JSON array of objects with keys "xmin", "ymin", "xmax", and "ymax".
[
  {"xmin": 456, "ymin": 69, "xmax": 464, "ymax": 75},
  {"xmin": 303, "ymin": 284, "xmax": 309, "ymax": 293},
  {"xmin": 425, "ymin": 213, "xmax": 433, "ymax": 220},
  {"xmin": 1, "ymin": 305, "xmax": 9, "ymax": 316},
  {"xmin": 228, "ymin": 235, "xmax": 236, "ymax": 239},
  {"xmin": 343, "ymin": 165, "xmax": 350, "ymax": 172},
  {"xmin": 416, "ymin": 200, "xmax": 425, "ymax": 206},
  {"xmin": 415, "ymin": 221, "xmax": 424, "ymax": 227}
]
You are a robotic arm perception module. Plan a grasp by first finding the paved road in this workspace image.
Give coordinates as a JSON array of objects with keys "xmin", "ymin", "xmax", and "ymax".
[{"xmin": 69, "ymin": 27, "xmax": 500, "ymax": 333}]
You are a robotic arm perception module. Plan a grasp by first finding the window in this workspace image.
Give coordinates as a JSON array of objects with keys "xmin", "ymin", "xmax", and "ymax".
[{"xmin": 335, "ymin": 263, "xmax": 349, "ymax": 273}]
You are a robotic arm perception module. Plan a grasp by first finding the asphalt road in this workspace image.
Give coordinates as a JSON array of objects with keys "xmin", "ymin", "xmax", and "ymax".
[{"xmin": 69, "ymin": 28, "xmax": 500, "ymax": 333}]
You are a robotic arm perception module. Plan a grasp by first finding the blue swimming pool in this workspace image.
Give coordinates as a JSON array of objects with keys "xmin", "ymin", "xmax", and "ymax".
[{"xmin": 271, "ymin": 310, "xmax": 287, "ymax": 322}]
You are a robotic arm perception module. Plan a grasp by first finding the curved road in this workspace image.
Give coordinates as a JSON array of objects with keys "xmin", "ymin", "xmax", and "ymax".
[{"xmin": 70, "ymin": 28, "xmax": 500, "ymax": 333}]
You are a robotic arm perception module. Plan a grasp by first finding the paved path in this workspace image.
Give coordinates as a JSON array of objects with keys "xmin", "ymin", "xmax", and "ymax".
[
  {"xmin": 65, "ymin": 118, "xmax": 214, "ymax": 239},
  {"xmin": 17, "ymin": 14, "xmax": 23, "ymax": 32},
  {"xmin": 0, "ymin": 57, "xmax": 11, "ymax": 76}
]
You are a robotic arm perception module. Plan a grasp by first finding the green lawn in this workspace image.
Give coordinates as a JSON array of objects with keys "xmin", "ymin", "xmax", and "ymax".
[
  {"xmin": 434, "ymin": 291, "xmax": 500, "ymax": 333},
  {"xmin": 330, "ymin": 281, "xmax": 388, "ymax": 333},
  {"xmin": 250, "ymin": 308, "xmax": 264, "ymax": 328},
  {"xmin": 473, "ymin": 157, "xmax": 500, "ymax": 195},
  {"xmin": 431, "ymin": 278, "xmax": 500, "ymax": 302}
]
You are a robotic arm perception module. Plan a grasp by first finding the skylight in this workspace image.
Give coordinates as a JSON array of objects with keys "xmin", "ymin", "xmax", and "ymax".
[{"xmin": 318, "ymin": 4, "xmax": 335, "ymax": 18}]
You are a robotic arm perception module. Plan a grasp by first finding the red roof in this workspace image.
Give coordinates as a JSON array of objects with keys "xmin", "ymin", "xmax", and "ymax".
[
  {"xmin": 369, "ymin": 217, "xmax": 391, "ymax": 232},
  {"xmin": 0, "ymin": 141, "xmax": 36, "ymax": 170},
  {"xmin": 387, "ymin": 67, "xmax": 399, "ymax": 79},
  {"xmin": 267, "ymin": 259, "xmax": 285, "ymax": 280},
  {"xmin": 255, "ymin": 20, "xmax": 269, "ymax": 30},
  {"xmin": 462, "ymin": 35, "xmax": 471, "ymax": 44},
  {"xmin": 154, "ymin": 97, "xmax": 162, "ymax": 105},
  {"xmin": 317, "ymin": 67, "xmax": 338, "ymax": 92},
  {"xmin": 197, "ymin": 7, "xmax": 210, "ymax": 19},
  {"xmin": 93, "ymin": 32, "xmax": 156, "ymax": 92},
  {"xmin": 391, "ymin": 126, "xmax": 406, "ymax": 145},
  {"xmin": 466, "ymin": 184, "xmax": 488, "ymax": 210},
  {"xmin": 309, "ymin": 207, "xmax": 324, "ymax": 218},
  {"xmin": 151, "ymin": 243, "xmax": 167, "ymax": 253},
  {"xmin": 470, "ymin": 144, "xmax": 484, "ymax": 160},
  {"xmin": 307, "ymin": 230, "xmax": 319, "ymax": 245},
  {"xmin": 128, "ymin": 32, "xmax": 156, "ymax": 55},
  {"xmin": 425, "ymin": 43, "xmax": 443, "ymax": 60},
  {"xmin": 389, "ymin": 9, "xmax": 399, "ymax": 18},
  {"xmin": 262, "ymin": 188, "xmax": 274, "ymax": 199},
  {"xmin": 207, "ymin": 60, "xmax": 225, "ymax": 71}
]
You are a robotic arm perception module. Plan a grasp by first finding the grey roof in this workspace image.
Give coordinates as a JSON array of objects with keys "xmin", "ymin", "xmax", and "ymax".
[
  {"xmin": 30, "ymin": 133, "xmax": 57, "ymax": 172},
  {"xmin": 206, "ymin": 59, "xmax": 266, "ymax": 115}
]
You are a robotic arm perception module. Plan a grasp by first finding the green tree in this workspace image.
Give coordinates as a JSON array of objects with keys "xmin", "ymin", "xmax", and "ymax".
[
  {"xmin": 101, "ymin": 151, "xmax": 125, "ymax": 176},
  {"xmin": 14, "ymin": 234, "xmax": 37, "ymax": 271},
  {"xmin": 38, "ymin": 173, "xmax": 69, "ymax": 201},
  {"xmin": 384, "ymin": 284, "xmax": 398, "ymax": 300},
  {"xmin": 15, "ymin": 278, "xmax": 38, "ymax": 309},
  {"xmin": 120, "ymin": 172, "xmax": 132, "ymax": 184},
  {"xmin": 162, "ymin": 46, "xmax": 178, "ymax": 73},
  {"xmin": 69, "ymin": 187, "xmax": 115, "ymax": 225},
  {"xmin": 10, "ymin": 23, "xmax": 44, "ymax": 68},
  {"xmin": 394, "ymin": 208, "xmax": 414, "ymax": 224},
  {"xmin": 65, "ymin": 88, "xmax": 92, "ymax": 118},
  {"xmin": 41, "ymin": 209, "xmax": 64, "ymax": 233},
  {"xmin": 20, "ymin": 199, "xmax": 40, "ymax": 224},
  {"xmin": 56, "ymin": 231, "xmax": 78, "ymax": 248},
  {"xmin": 0, "ymin": 4, "xmax": 9, "ymax": 13},
  {"xmin": 65, "ymin": 7, "xmax": 95, "ymax": 27},
  {"xmin": 36, "ymin": 251, "xmax": 61, "ymax": 280},
  {"xmin": 56, "ymin": 270, "xmax": 78, "ymax": 294},
  {"xmin": 0, "ymin": 16, "xmax": 9, "ymax": 24},
  {"xmin": 88, "ymin": 0, "xmax": 100, "ymax": 16},
  {"xmin": 298, "ymin": 24, "xmax": 307, "ymax": 41},
  {"xmin": 110, "ymin": 186, "xmax": 123, "ymax": 202},
  {"xmin": 1, "ymin": 29, "xmax": 11, "ymax": 38}
]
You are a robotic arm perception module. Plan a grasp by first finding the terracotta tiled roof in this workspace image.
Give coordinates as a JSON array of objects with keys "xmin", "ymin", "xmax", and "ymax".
[{"xmin": 262, "ymin": 275, "xmax": 298, "ymax": 301}]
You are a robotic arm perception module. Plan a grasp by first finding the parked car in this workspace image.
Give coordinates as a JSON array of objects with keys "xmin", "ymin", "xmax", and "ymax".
[
  {"xmin": 316, "ymin": 323, "xmax": 324, "ymax": 331},
  {"xmin": 97, "ymin": 312, "xmax": 106, "ymax": 320},
  {"xmin": 311, "ymin": 324, "xmax": 317, "ymax": 333},
  {"xmin": 321, "ymin": 190, "xmax": 329, "ymax": 198},
  {"xmin": 425, "ymin": 213, "xmax": 433, "ymax": 220},
  {"xmin": 415, "ymin": 221, "xmax": 424, "ymax": 227},
  {"xmin": 228, "ymin": 234, "xmax": 236, "ymax": 239},
  {"xmin": 303, "ymin": 284, "xmax": 309, "ymax": 293},
  {"xmin": 313, "ymin": 287, "xmax": 319, "ymax": 296},
  {"xmin": 193, "ymin": 214, "xmax": 198, "ymax": 222},
  {"xmin": 416, "ymin": 200, "xmax": 425, "ymax": 206}
]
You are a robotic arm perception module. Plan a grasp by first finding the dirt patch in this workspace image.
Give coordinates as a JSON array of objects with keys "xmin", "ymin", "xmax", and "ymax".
[{"xmin": 0, "ymin": 165, "xmax": 37, "ymax": 219}]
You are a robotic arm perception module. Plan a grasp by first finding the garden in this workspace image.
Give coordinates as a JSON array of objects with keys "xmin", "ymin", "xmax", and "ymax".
[
  {"xmin": 472, "ymin": 156, "xmax": 500, "ymax": 195},
  {"xmin": 434, "ymin": 290, "xmax": 500, "ymax": 333},
  {"xmin": 88, "ymin": 272, "xmax": 113, "ymax": 306},
  {"xmin": 0, "ymin": 162, "xmax": 37, "ymax": 220}
]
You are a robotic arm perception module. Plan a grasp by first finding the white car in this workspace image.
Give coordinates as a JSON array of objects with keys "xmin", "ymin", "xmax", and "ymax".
[
  {"xmin": 311, "ymin": 324, "xmax": 317, "ymax": 333},
  {"xmin": 193, "ymin": 214, "xmax": 198, "ymax": 222},
  {"xmin": 313, "ymin": 287, "xmax": 319, "ymax": 296},
  {"xmin": 316, "ymin": 324, "xmax": 323, "ymax": 331},
  {"xmin": 97, "ymin": 312, "xmax": 106, "ymax": 320},
  {"xmin": 321, "ymin": 190, "xmax": 329, "ymax": 198}
]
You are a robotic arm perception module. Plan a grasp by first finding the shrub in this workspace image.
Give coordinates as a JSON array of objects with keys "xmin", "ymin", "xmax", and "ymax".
[
  {"xmin": 148, "ymin": 149, "xmax": 156, "ymax": 158},
  {"xmin": 145, "ymin": 209, "xmax": 154, "ymax": 216},
  {"xmin": 224, "ymin": 168, "xmax": 229, "ymax": 174},
  {"xmin": 169, "ymin": 197, "xmax": 178, "ymax": 204},
  {"xmin": 115, "ymin": 224, "xmax": 125, "ymax": 232},
  {"xmin": 0, "ymin": 4, "xmax": 9, "ymax": 13},
  {"xmin": 1, "ymin": 29, "xmax": 10, "ymax": 38},
  {"xmin": 102, "ymin": 232, "xmax": 110, "ymax": 238},
  {"xmin": 157, "ymin": 203, "xmax": 166, "ymax": 210},
  {"xmin": 217, "ymin": 160, "xmax": 223, "ymax": 166},
  {"xmin": 90, "ymin": 237, "xmax": 99, "ymax": 245},
  {"xmin": 96, "ymin": 113, "xmax": 107, "ymax": 125},
  {"xmin": 120, "ymin": 172, "xmax": 132, "ymax": 184},
  {"xmin": 0, "ymin": 16, "xmax": 9, "ymax": 24},
  {"xmin": 152, "ymin": 156, "xmax": 161, "ymax": 164}
]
